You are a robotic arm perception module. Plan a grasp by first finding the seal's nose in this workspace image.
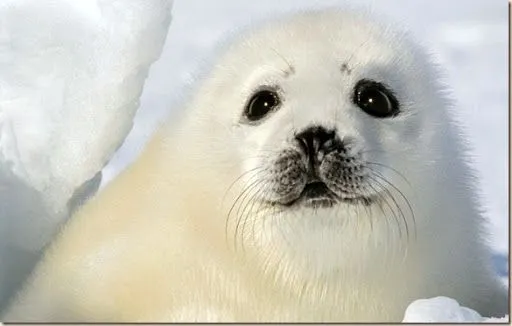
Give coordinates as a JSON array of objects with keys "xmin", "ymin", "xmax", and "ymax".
[{"xmin": 295, "ymin": 126, "xmax": 339, "ymax": 163}]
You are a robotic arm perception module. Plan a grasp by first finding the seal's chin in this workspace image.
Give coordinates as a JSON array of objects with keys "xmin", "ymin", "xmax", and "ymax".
[{"xmin": 280, "ymin": 181, "xmax": 375, "ymax": 209}]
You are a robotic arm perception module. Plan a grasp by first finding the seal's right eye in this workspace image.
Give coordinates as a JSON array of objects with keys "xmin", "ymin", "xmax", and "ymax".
[{"xmin": 244, "ymin": 90, "xmax": 281, "ymax": 122}]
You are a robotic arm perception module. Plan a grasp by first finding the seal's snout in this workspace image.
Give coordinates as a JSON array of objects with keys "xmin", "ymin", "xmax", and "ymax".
[
  {"xmin": 265, "ymin": 125, "xmax": 373, "ymax": 208},
  {"xmin": 295, "ymin": 126, "xmax": 341, "ymax": 167}
]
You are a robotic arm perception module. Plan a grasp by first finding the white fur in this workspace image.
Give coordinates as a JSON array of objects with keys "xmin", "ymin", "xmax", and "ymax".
[{"xmin": 3, "ymin": 8, "xmax": 507, "ymax": 322}]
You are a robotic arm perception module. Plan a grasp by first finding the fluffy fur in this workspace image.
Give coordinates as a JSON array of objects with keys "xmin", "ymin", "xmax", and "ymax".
[{"xmin": 3, "ymin": 8, "xmax": 508, "ymax": 322}]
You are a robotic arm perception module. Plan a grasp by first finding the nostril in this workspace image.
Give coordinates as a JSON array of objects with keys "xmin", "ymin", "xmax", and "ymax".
[
  {"xmin": 297, "ymin": 136, "xmax": 309, "ymax": 155},
  {"xmin": 322, "ymin": 138, "xmax": 336, "ymax": 153}
]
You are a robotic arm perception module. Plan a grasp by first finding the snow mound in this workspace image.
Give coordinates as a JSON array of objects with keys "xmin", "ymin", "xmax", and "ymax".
[
  {"xmin": 0, "ymin": 0, "xmax": 173, "ymax": 310},
  {"xmin": 403, "ymin": 297, "xmax": 509, "ymax": 323},
  {"xmin": 0, "ymin": 0, "xmax": 173, "ymax": 212}
]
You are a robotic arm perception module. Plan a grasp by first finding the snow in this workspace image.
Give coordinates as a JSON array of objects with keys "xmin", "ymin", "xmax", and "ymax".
[
  {"xmin": 0, "ymin": 0, "xmax": 173, "ymax": 310},
  {"xmin": 403, "ymin": 297, "xmax": 509, "ymax": 323}
]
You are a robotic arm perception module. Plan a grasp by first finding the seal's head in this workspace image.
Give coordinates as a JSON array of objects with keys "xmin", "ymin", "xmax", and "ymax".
[{"xmin": 183, "ymin": 9, "xmax": 456, "ymax": 265}]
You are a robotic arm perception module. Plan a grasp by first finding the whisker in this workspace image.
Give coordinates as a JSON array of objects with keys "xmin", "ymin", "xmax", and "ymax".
[
  {"xmin": 225, "ymin": 172, "xmax": 263, "ymax": 235},
  {"xmin": 368, "ymin": 169, "xmax": 417, "ymax": 240},
  {"xmin": 367, "ymin": 175, "xmax": 407, "ymax": 242},
  {"xmin": 233, "ymin": 178, "xmax": 268, "ymax": 252},
  {"xmin": 248, "ymin": 191, "xmax": 281, "ymax": 248},
  {"xmin": 222, "ymin": 167, "xmax": 265, "ymax": 206},
  {"xmin": 239, "ymin": 181, "xmax": 272, "ymax": 250},
  {"xmin": 227, "ymin": 175, "xmax": 266, "ymax": 249},
  {"xmin": 358, "ymin": 183, "xmax": 375, "ymax": 234},
  {"xmin": 365, "ymin": 180, "xmax": 396, "ymax": 242},
  {"xmin": 366, "ymin": 161, "xmax": 412, "ymax": 189}
]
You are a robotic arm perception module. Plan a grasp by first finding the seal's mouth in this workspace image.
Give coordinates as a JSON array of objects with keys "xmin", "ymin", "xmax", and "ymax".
[
  {"xmin": 302, "ymin": 181, "xmax": 331, "ymax": 199},
  {"xmin": 280, "ymin": 181, "xmax": 375, "ymax": 209}
]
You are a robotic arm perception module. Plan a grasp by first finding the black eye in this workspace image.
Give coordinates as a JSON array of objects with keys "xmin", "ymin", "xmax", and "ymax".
[
  {"xmin": 353, "ymin": 79, "xmax": 399, "ymax": 118},
  {"xmin": 245, "ymin": 90, "xmax": 281, "ymax": 122}
]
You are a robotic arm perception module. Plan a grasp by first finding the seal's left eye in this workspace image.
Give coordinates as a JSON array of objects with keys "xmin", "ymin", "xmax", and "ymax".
[
  {"xmin": 353, "ymin": 79, "xmax": 399, "ymax": 118},
  {"xmin": 245, "ymin": 90, "xmax": 280, "ymax": 122}
]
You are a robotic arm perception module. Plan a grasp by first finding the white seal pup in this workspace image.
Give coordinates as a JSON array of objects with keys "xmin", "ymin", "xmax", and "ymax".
[{"xmin": 3, "ymin": 8, "xmax": 508, "ymax": 322}]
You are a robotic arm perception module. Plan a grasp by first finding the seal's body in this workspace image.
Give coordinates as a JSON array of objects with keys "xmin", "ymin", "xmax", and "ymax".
[{"xmin": 4, "ymin": 9, "xmax": 507, "ymax": 322}]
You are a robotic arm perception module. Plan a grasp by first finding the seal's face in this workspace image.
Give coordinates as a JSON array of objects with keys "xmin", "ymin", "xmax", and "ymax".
[{"xmin": 203, "ymin": 10, "xmax": 443, "ymax": 235}]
